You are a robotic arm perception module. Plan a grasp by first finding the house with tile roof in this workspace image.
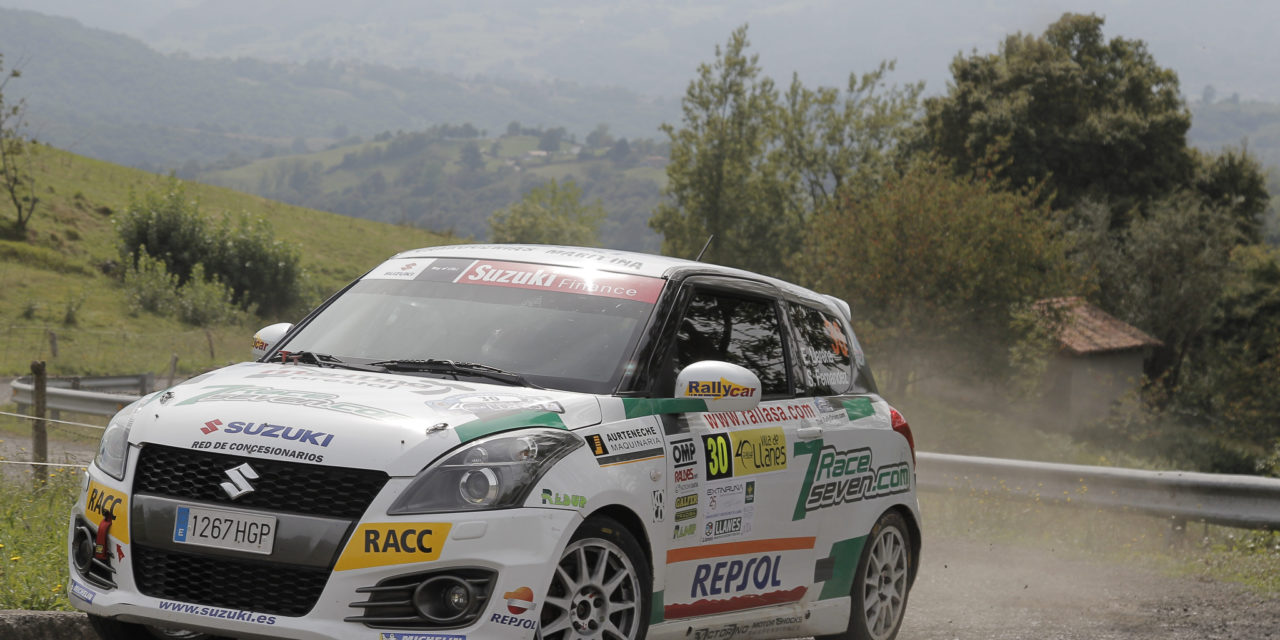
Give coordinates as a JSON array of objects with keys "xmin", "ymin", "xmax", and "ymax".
[{"xmin": 1035, "ymin": 297, "xmax": 1162, "ymax": 429}]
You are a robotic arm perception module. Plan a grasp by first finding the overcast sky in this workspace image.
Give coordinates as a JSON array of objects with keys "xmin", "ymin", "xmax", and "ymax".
[{"xmin": 2, "ymin": 0, "xmax": 1275, "ymax": 102}]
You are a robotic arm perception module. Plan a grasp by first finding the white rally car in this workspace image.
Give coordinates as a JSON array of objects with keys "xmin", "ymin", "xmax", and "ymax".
[{"xmin": 68, "ymin": 244, "xmax": 920, "ymax": 640}]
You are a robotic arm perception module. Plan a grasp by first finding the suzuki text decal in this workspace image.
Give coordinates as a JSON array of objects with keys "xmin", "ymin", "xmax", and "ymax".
[{"xmin": 455, "ymin": 259, "xmax": 664, "ymax": 303}]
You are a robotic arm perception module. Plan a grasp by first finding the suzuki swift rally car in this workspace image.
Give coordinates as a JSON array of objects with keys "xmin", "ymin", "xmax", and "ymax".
[{"xmin": 68, "ymin": 244, "xmax": 920, "ymax": 640}]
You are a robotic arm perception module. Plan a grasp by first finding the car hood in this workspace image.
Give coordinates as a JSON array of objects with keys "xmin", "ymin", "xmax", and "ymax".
[{"xmin": 122, "ymin": 362, "xmax": 603, "ymax": 475}]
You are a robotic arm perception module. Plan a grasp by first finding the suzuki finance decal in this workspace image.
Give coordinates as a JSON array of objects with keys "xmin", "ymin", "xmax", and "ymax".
[
  {"xmin": 177, "ymin": 385, "xmax": 406, "ymax": 420},
  {"xmin": 455, "ymin": 259, "xmax": 664, "ymax": 303},
  {"xmin": 334, "ymin": 523, "xmax": 452, "ymax": 570},
  {"xmin": 791, "ymin": 440, "xmax": 911, "ymax": 520}
]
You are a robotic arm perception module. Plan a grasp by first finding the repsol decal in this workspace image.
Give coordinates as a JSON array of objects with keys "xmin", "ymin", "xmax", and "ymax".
[
  {"xmin": 85, "ymin": 480, "xmax": 130, "ymax": 543},
  {"xmin": 690, "ymin": 554, "xmax": 782, "ymax": 598},
  {"xmin": 791, "ymin": 439, "xmax": 911, "ymax": 520},
  {"xmin": 334, "ymin": 523, "xmax": 451, "ymax": 570}
]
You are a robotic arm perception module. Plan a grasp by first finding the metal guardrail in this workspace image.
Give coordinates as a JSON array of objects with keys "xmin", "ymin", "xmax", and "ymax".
[
  {"xmin": 7, "ymin": 376, "xmax": 1280, "ymax": 530},
  {"xmin": 10, "ymin": 377, "xmax": 141, "ymax": 417},
  {"xmin": 916, "ymin": 451, "xmax": 1280, "ymax": 530}
]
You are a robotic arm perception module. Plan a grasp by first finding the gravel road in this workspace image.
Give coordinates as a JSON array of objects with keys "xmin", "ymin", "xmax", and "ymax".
[{"xmin": 898, "ymin": 536, "xmax": 1279, "ymax": 640}]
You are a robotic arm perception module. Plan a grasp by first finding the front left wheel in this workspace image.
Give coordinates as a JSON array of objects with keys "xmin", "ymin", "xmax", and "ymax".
[
  {"xmin": 538, "ymin": 515, "xmax": 651, "ymax": 640},
  {"xmin": 88, "ymin": 614, "xmax": 229, "ymax": 640}
]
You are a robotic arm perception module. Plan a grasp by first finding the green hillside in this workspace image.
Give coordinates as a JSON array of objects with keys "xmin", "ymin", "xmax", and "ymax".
[
  {"xmin": 0, "ymin": 7, "xmax": 676, "ymax": 172},
  {"xmin": 198, "ymin": 131, "xmax": 667, "ymax": 250},
  {"xmin": 0, "ymin": 145, "xmax": 457, "ymax": 378}
]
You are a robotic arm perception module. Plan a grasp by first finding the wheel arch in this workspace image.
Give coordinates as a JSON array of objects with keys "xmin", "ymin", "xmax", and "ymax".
[
  {"xmin": 584, "ymin": 504, "xmax": 653, "ymax": 574},
  {"xmin": 886, "ymin": 504, "xmax": 921, "ymax": 587}
]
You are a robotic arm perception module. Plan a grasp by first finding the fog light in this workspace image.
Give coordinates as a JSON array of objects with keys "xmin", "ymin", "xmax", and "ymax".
[
  {"xmin": 72, "ymin": 525, "xmax": 94, "ymax": 573},
  {"xmin": 459, "ymin": 468, "xmax": 498, "ymax": 505},
  {"xmin": 445, "ymin": 583, "xmax": 471, "ymax": 612},
  {"xmin": 412, "ymin": 576, "xmax": 475, "ymax": 623}
]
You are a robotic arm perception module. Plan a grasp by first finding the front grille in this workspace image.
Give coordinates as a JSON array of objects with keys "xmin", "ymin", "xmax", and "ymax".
[
  {"xmin": 135, "ymin": 545, "xmax": 330, "ymax": 617},
  {"xmin": 133, "ymin": 444, "xmax": 389, "ymax": 519}
]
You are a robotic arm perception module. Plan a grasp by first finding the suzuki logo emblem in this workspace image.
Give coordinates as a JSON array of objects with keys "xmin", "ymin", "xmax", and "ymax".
[{"xmin": 220, "ymin": 463, "xmax": 259, "ymax": 500}]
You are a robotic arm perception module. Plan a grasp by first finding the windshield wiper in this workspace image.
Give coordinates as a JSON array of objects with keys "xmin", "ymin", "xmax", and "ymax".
[
  {"xmin": 368, "ymin": 359, "xmax": 540, "ymax": 388},
  {"xmin": 276, "ymin": 351, "xmax": 383, "ymax": 372}
]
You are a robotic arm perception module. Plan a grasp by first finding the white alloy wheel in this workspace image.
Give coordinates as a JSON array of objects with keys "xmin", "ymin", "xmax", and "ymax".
[
  {"xmin": 861, "ymin": 521, "xmax": 909, "ymax": 640},
  {"xmin": 539, "ymin": 518, "xmax": 648, "ymax": 640}
]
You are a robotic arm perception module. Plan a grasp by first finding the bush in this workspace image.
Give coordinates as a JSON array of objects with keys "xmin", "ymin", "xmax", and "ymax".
[
  {"xmin": 174, "ymin": 264, "xmax": 246, "ymax": 327},
  {"xmin": 122, "ymin": 248, "xmax": 178, "ymax": 316},
  {"xmin": 116, "ymin": 180, "xmax": 208, "ymax": 286},
  {"xmin": 117, "ymin": 178, "xmax": 305, "ymax": 317}
]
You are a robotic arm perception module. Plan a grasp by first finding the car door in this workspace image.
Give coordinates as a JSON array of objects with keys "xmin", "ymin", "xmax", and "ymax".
[
  {"xmin": 655, "ymin": 278, "xmax": 819, "ymax": 621},
  {"xmin": 784, "ymin": 300, "xmax": 910, "ymax": 601}
]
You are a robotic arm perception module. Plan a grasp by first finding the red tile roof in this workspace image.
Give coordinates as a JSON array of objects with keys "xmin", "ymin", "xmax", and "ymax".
[{"xmin": 1034, "ymin": 297, "xmax": 1162, "ymax": 355}]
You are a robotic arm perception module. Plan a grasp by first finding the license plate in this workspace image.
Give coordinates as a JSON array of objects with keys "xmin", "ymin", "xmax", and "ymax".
[{"xmin": 173, "ymin": 505, "xmax": 276, "ymax": 555}]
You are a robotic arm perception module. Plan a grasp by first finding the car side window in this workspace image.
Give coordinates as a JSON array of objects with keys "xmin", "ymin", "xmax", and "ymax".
[
  {"xmin": 675, "ymin": 291, "xmax": 789, "ymax": 397},
  {"xmin": 788, "ymin": 302, "xmax": 855, "ymax": 395}
]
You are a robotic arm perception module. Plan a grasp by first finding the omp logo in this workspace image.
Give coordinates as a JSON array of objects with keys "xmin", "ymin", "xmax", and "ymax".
[
  {"xmin": 334, "ymin": 523, "xmax": 452, "ymax": 570},
  {"xmin": 686, "ymin": 378, "xmax": 756, "ymax": 400},
  {"xmin": 671, "ymin": 438, "xmax": 698, "ymax": 468},
  {"xmin": 201, "ymin": 419, "xmax": 222, "ymax": 434},
  {"xmin": 220, "ymin": 463, "xmax": 259, "ymax": 500}
]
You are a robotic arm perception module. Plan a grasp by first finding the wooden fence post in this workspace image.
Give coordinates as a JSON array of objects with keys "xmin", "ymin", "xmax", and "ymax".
[
  {"xmin": 30, "ymin": 360, "xmax": 48, "ymax": 487},
  {"xmin": 166, "ymin": 353, "xmax": 179, "ymax": 388}
]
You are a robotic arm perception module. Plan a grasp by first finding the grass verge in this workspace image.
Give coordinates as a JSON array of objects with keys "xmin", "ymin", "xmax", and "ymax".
[{"xmin": 921, "ymin": 488, "xmax": 1280, "ymax": 593}]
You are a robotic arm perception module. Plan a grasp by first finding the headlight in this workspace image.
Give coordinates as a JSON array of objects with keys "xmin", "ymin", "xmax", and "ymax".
[
  {"xmin": 94, "ymin": 420, "xmax": 132, "ymax": 481},
  {"xmin": 389, "ymin": 430, "xmax": 582, "ymax": 515}
]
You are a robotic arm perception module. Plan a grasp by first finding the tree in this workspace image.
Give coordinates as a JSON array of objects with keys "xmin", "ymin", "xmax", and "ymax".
[
  {"xmin": 0, "ymin": 54, "xmax": 39, "ymax": 237},
  {"xmin": 779, "ymin": 61, "xmax": 923, "ymax": 215},
  {"xmin": 607, "ymin": 138, "xmax": 633, "ymax": 167},
  {"xmin": 458, "ymin": 141, "xmax": 486, "ymax": 173},
  {"xmin": 1194, "ymin": 146, "xmax": 1269, "ymax": 245},
  {"xmin": 489, "ymin": 179, "xmax": 606, "ymax": 246},
  {"xmin": 586, "ymin": 123, "xmax": 614, "ymax": 150},
  {"xmin": 797, "ymin": 157, "xmax": 1074, "ymax": 393},
  {"xmin": 650, "ymin": 25, "xmax": 796, "ymax": 276},
  {"xmin": 919, "ymin": 13, "xmax": 1193, "ymax": 216},
  {"xmin": 1067, "ymin": 194, "xmax": 1240, "ymax": 389},
  {"xmin": 653, "ymin": 25, "xmax": 922, "ymax": 278},
  {"xmin": 538, "ymin": 127, "xmax": 567, "ymax": 152}
]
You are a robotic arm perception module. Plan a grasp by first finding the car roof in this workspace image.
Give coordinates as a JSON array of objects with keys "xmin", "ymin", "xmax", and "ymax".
[{"xmin": 392, "ymin": 243, "xmax": 840, "ymax": 310}]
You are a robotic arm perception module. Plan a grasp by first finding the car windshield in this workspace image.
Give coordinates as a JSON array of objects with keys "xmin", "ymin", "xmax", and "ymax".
[{"xmin": 280, "ymin": 257, "xmax": 665, "ymax": 394}]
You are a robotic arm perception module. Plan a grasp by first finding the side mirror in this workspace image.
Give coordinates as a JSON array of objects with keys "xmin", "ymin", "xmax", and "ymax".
[
  {"xmin": 251, "ymin": 323, "xmax": 293, "ymax": 361},
  {"xmin": 674, "ymin": 361, "xmax": 762, "ymax": 413}
]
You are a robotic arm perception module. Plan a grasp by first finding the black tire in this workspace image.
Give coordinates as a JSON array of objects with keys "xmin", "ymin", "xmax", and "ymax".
[
  {"xmin": 538, "ymin": 515, "xmax": 651, "ymax": 640},
  {"xmin": 819, "ymin": 510, "xmax": 913, "ymax": 640},
  {"xmin": 88, "ymin": 613, "xmax": 229, "ymax": 640}
]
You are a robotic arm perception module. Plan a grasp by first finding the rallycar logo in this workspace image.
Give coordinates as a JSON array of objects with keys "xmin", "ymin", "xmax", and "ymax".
[{"xmin": 686, "ymin": 378, "xmax": 756, "ymax": 400}]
